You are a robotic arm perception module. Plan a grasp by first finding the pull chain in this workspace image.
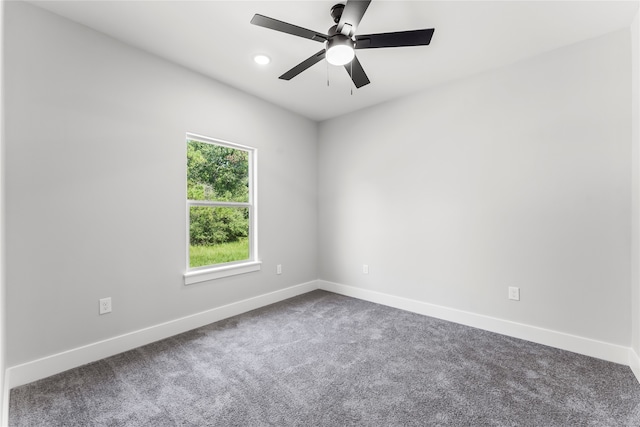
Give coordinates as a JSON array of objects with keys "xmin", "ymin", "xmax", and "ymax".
[{"xmin": 326, "ymin": 60, "xmax": 330, "ymax": 87}]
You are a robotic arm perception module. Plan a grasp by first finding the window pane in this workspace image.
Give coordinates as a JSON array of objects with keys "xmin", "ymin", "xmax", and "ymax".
[
  {"xmin": 187, "ymin": 140, "xmax": 249, "ymax": 203},
  {"xmin": 189, "ymin": 206, "xmax": 250, "ymax": 267}
]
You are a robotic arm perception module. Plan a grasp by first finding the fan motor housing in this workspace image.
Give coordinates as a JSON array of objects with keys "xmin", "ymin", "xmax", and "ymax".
[
  {"xmin": 326, "ymin": 33, "xmax": 355, "ymax": 50},
  {"xmin": 327, "ymin": 24, "xmax": 354, "ymax": 40}
]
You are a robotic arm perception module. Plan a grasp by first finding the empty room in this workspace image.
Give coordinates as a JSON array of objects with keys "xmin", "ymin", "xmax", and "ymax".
[{"xmin": 1, "ymin": 0, "xmax": 640, "ymax": 425}]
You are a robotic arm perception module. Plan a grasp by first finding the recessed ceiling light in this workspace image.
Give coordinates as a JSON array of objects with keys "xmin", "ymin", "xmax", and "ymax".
[{"xmin": 253, "ymin": 54, "xmax": 271, "ymax": 65}]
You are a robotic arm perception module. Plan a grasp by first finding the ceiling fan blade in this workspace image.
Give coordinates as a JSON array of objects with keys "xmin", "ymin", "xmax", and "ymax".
[
  {"xmin": 279, "ymin": 49, "xmax": 327, "ymax": 81},
  {"xmin": 344, "ymin": 55, "xmax": 370, "ymax": 88},
  {"xmin": 337, "ymin": 0, "xmax": 371, "ymax": 36},
  {"xmin": 251, "ymin": 14, "xmax": 327, "ymax": 42},
  {"xmin": 355, "ymin": 29, "xmax": 435, "ymax": 49}
]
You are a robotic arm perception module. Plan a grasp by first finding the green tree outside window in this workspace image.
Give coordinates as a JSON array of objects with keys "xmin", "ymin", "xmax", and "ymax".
[{"xmin": 187, "ymin": 139, "xmax": 252, "ymax": 268}]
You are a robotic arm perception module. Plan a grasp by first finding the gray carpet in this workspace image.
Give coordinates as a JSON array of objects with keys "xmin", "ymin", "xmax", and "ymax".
[{"xmin": 9, "ymin": 290, "xmax": 640, "ymax": 426}]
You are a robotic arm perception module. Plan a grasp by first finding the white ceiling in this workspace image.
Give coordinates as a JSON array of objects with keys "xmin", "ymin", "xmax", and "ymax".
[{"xmin": 29, "ymin": 0, "xmax": 639, "ymax": 122}]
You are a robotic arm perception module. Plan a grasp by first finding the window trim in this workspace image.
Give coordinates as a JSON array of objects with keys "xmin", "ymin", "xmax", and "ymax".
[{"xmin": 184, "ymin": 133, "xmax": 260, "ymax": 285}]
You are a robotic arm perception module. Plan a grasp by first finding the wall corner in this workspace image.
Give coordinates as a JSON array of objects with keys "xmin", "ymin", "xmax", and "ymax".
[{"xmin": 631, "ymin": 5, "xmax": 640, "ymax": 357}]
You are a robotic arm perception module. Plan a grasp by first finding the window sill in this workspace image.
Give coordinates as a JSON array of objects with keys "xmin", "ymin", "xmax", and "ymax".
[{"xmin": 184, "ymin": 261, "xmax": 262, "ymax": 285}]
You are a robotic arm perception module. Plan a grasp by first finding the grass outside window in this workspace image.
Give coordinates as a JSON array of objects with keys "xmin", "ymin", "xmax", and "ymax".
[{"xmin": 189, "ymin": 238, "xmax": 250, "ymax": 268}]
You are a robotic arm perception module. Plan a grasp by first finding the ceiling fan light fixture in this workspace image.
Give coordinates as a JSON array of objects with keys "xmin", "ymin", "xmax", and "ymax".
[{"xmin": 326, "ymin": 34, "xmax": 355, "ymax": 66}]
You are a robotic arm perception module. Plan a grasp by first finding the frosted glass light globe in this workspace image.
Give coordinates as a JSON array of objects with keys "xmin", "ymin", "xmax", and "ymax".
[{"xmin": 326, "ymin": 35, "xmax": 355, "ymax": 66}]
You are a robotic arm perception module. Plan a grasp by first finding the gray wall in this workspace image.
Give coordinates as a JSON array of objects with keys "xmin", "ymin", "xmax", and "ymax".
[
  {"xmin": 318, "ymin": 29, "xmax": 632, "ymax": 346},
  {"xmin": 4, "ymin": 1, "xmax": 318, "ymax": 367}
]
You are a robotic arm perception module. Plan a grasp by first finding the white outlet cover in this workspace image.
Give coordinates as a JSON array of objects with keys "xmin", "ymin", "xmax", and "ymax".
[
  {"xmin": 508, "ymin": 287, "xmax": 520, "ymax": 301},
  {"xmin": 99, "ymin": 297, "xmax": 112, "ymax": 314}
]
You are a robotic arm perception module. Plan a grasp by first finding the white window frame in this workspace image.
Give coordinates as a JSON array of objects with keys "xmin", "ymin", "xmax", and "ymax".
[{"xmin": 183, "ymin": 133, "xmax": 260, "ymax": 285}]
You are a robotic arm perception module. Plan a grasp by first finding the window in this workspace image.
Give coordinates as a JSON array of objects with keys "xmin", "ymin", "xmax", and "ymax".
[{"xmin": 184, "ymin": 134, "xmax": 259, "ymax": 284}]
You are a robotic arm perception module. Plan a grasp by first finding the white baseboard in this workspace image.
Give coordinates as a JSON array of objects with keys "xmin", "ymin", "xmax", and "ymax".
[
  {"xmin": 318, "ymin": 280, "xmax": 631, "ymax": 366},
  {"xmin": 6, "ymin": 280, "xmax": 318, "ymax": 391},
  {"xmin": 629, "ymin": 348, "xmax": 640, "ymax": 384}
]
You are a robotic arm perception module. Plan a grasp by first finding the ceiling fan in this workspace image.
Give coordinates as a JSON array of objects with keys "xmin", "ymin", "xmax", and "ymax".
[{"xmin": 250, "ymin": 0, "xmax": 435, "ymax": 89}]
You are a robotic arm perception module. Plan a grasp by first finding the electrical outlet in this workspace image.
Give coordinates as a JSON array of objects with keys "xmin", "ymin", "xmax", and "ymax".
[
  {"xmin": 363, "ymin": 264, "xmax": 369, "ymax": 274},
  {"xmin": 99, "ymin": 297, "xmax": 112, "ymax": 315},
  {"xmin": 508, "ymin": 287, "xmax": 520, "ymax": 301},
  {"xmin": 276, "ymin": 264, "xmax": 282, "ymax": 275}
]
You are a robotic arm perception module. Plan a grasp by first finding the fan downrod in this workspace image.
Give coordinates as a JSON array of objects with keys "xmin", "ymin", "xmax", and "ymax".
[{"xmin": 330, "ymin": 4, "xmax": 345, "ymax": 23}]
